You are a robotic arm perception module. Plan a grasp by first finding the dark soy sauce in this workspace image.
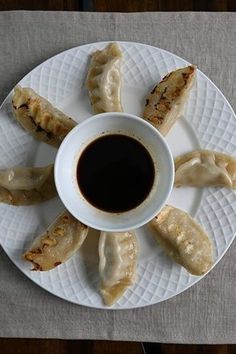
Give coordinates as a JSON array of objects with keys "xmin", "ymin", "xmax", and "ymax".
[{"xmin": 77, "ymin": 134, "xmax": 155, "ymax": 213}]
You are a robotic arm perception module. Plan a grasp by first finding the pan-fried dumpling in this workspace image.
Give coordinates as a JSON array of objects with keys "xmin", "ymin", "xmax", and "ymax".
[
  {"xmin": 99, "ymin": 231, "xmax": 137, "ymax": 306},
  {"xmin": 143, "ymin": 65, "xmax": 196, "ymax": 136},
  {"xmin": 149, "ymin": 205, "xmax": 213, "ymax": 275},
  {"xmin": 12, "ymin": 86, "xmax": 77, "ymax": 147},
  {"xmin": 86, "ymin": 43, "xmax": 123, "ymax": 113},
  {"xmin": 23, "ymin": 211, "xmax": 89, "ymax": 271},
  {"xmin": 0, "ymin": 164, "xmax": 57, "ymax": 205},
  {"xmin": 175, "ymin": 150, "xmax": 236, "ymax": 188}
]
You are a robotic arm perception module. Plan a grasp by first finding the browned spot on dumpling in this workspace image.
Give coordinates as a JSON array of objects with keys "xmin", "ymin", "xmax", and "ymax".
[
  {"xmin": 24, "ymin": 248, "xmax": 42, "ymax": 268},
  {"xmin": 31, "ymin": 262, "xmax": 43, "ymax": 271},
  {"xmin": 30, "ymin": 247, "xmax": 42, "ymax": 255},
  {"xmin": 18, "ymin": 103, "xmax": 29, "ymax": 109},
  {"xmin": 161, "ymin": 73, "xmax": 171, "ymax": 82},
  {"xmin": 150, "ymin": 85, "xmax": 157, "ymax": 94},
  {"xmin": 42, "ymin": 236, "xmax": 57, "ymax": 246},
  {"xmin": 145, "ymin": 99, "xmax": 149, "ymax": 106},
  {"xmin": 80, "ymin": 222, "xmax": 89, "ymax": 231},
  {"xmin": 61, "ymin": 214, "xmax": 70, "ymax": 223},
  {"xmin": 29, "ymin": 115, "xmax": 37, "ymax": 127},
  {"xmin": 148, "ymin": 116, "xmax": 164, "ymax": 125},
  {"xmin": 53, "ymin": 227, "xmax": 65, "ymax": 236},
  {"xmin": 35, "ymin": 125, "xmax": 44, "ymax": 133},
  {"xmin": 160, "ymin": 87, "xmax": 167, "ymax": 100},
  {"xmin": 46, "ymin": 132, "xmax": 54, "ymax": 140}
]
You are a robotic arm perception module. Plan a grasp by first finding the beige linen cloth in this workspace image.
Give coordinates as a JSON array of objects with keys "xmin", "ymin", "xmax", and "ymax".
[{"xmin": 0, "ymin": 11, "xmax": 235, "ymax": 343}]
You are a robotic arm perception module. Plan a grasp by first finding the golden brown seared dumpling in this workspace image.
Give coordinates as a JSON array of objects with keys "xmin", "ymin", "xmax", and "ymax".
[
  {"xmin": 86, "ymin": 43, "xmax": 123, "ymax": 113},
  {"xmin": 175, "ymin": 150, "xmax": 236, "ymax": 188},
  {"xmin": 143, "ymin": 65, "xmax": 196, "ymax": 136},
  {"xmin": 0, "ymin": 164, "xmax": 57, "ymax": 205},
  {"xmin": 23, "ymin": 211, "xmax": 89, "ymax": 271},
  {"xmin": 98, "ymin": 231, "xmax": 137, "ymax": 306},
  {"xmin": 149, "ymin": 205, "xmax": 213, "ymax": 275},
  {"xmin": 12, "ymin": 86, "xmax": 77, "ymax": 147}
]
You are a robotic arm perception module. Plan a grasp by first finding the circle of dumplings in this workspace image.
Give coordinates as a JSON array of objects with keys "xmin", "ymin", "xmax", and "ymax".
[{"xmin": 0, "ymin": 42, "xmax": 235, "ymax": 309}]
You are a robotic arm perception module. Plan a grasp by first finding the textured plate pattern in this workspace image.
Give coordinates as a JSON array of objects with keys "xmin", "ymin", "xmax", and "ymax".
[{"xmin": 0, "ymin": 42, "xmax": 235, "ymax": 309}]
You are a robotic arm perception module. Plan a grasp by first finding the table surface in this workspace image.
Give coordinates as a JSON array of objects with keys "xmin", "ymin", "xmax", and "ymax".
[
  {"xmin": 0, "ymin": 0, "xmax": 236, "ymax": 11},
  {"xmin": 0, "ymin": 8, "xmax": 236, "ymax": 350}
]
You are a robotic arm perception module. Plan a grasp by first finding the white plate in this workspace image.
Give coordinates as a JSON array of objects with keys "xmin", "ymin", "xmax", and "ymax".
[{"xmin": 0, "ymin": 41, "xmax": 235, "ymax": 309}]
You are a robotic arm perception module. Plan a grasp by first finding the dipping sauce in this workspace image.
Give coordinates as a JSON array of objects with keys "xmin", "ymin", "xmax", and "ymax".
[{"xmin": 77, "ymin": 134, "xmax": 155, "ymax": 213}]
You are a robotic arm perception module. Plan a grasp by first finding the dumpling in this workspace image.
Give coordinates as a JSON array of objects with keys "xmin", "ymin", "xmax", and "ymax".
[
  {"xmin": 143, "ymin": 65, "xmax": 196, "ymax": 136},
  {"xmin": 23, "ymin": 211, "xmax": 88, "ymax": 271},
  {"xmin": 175, "ymin": 150, "xmax": 236, "ymax": 188},
  {"xmin": 149, "ymin": 205, "xmax": 213, "ymax": 275},
  {"xmin": 0, "ymin": 164, "xmax": 57, "ymax": 205},
  {"xmin": 86, "ymin": 43, "xmax": 123, "ymax": 113},
  {"xmin": 98, "ymin": 231, "xmax": 137, "ymax": 306},
  {"xmin": 12, "ymin": 86, "xmax": 77, "ymax": 147}
]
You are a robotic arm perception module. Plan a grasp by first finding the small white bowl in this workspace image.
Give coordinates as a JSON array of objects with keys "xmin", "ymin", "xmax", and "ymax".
[{"xmin": 55, "ymin": 112, "xmax": 174, "ymax": 232}]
